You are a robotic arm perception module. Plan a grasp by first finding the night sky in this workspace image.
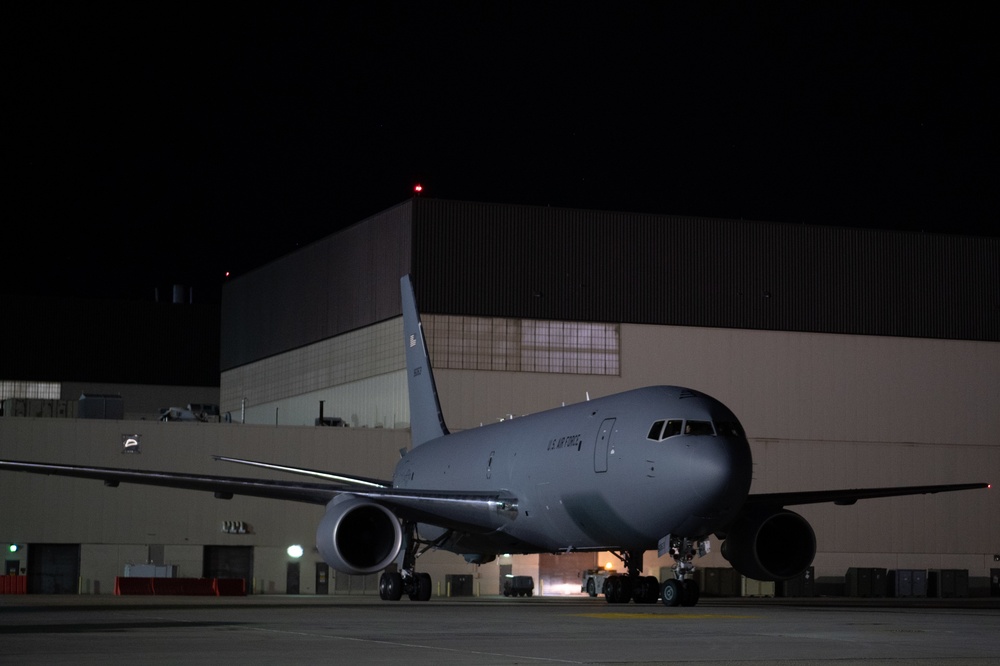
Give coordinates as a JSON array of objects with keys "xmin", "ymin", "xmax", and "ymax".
[{"xmin": 7, "ymin": 2, "xmax": 998, "ymax": 303}]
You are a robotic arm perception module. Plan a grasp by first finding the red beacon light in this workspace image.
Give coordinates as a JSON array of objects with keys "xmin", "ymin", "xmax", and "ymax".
[{"xmin": 413, "ymin": 184, "xmax": 424, "ymax": 195}]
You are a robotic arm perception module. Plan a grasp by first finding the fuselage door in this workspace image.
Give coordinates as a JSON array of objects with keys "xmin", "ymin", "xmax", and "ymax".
[{"xmin": 594, "ymin": 418, "xmax": 616, "ymax": 473}]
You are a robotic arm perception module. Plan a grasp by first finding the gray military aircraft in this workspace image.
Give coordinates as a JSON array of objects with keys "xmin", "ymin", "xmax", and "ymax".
[{"xmin": 0, "ymin": 276, "xmax": 989, "ymax": 605}]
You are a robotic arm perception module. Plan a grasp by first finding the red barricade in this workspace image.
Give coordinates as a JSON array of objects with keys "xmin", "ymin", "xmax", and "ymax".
[
  {"xmin": 114, "ymin": 577, "xmax": 247, "ymax": 596},
  {"xmin": 0, "ymin": 575, "xmax": 28, "ymax": 594}
]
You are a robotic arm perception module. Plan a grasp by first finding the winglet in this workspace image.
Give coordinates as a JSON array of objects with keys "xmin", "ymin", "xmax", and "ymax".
[{"xmin": 401, "ymin": 275, "xmax": 449, "ymax": 446}]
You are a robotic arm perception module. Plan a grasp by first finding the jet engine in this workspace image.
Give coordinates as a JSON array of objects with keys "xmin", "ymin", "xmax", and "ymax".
[
  {"xmin": 315, "ymin": 496, "xmax": 403, "ymax": 575},
  {"xmin": 720, "ymin": 508, "xmax": 816, "ymax": 581}
]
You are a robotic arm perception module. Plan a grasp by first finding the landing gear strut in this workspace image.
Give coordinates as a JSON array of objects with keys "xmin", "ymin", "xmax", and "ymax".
[
  {"xmin": 602, "ymin": 550, "xmax": 660, "ymax": 604},
  {"xmin": 660, "ymin": 536, "xmax": 703, "ymax": 607},
  {"xmin": 378, "ymin": 521, "xmax": 432, "ymax": 601}
]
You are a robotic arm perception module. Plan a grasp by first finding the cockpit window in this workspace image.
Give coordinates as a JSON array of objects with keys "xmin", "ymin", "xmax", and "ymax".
[
  {"xmin": 715, "ymin": 421, "xmax": 745, "ymax": 437},
  {"xmin": 648, "ymin": 419, "xmax": 684, "ymax": 441},
  {"xmin": 649, "ymin": 418, "xmax": 743, "ymax": 441},
  {"xmin": 662, "ymin": 419, "xmax": 683, "ymax": 438},
  {"xmin": 684, "ymin": 420, "xmax": 715, "ymax": 436}
]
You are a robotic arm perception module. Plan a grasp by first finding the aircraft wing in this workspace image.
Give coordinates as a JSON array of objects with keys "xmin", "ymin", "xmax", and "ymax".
[
  {"xmin": 745, "ymin": 482, "xmax": 989, "ymax": 508},
  {"xmin": 0, "ymin": 458, "xmax": 516, "ymax": 534}
]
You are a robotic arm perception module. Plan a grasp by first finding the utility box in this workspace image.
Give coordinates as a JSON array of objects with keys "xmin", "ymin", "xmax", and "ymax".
[
  {"xmin": 928, "ymin": 569, "xmax": 969, "ymax": 598},
  {"xmin": 742, "ymin": 577, "xmax": 775, "ymax": 597},
  {"xmin": 445, "ymin": 574, "xmax": 473, "ymax": 597},
  {"xmin": 847, "ymin": 567, "xmax": 887, "ymax": 597},
  {"xmin": 779, "ymin": 567, "xmax": 815, "ymax": 597},
  {"xmin": 502, "ymin": 575, "xmax": 534, "ymax": 597},
  {"xmin": 698, "ymin": 567, "xmax": 742, "ymax": 597},
  {"xmin": 79, "ymin": 393, "xmax": 124, "ymax": 419},
  {"xmin": 888, "ymin": 569, "xmax": 927, "ymax": 597}
]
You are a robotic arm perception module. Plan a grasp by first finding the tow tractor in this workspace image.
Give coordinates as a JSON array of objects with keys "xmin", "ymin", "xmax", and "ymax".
[{"xmin": 581, "ymin": 568, "xmax": 617, "ymax": 597}]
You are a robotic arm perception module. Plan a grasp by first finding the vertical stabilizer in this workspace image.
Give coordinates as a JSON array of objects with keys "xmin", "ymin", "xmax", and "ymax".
[{"xmin": 400, "ymin": 275, "xmax": 449, "ymax": 446}]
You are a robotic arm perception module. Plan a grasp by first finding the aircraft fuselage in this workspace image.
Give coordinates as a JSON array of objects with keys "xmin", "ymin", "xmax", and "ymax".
[{"xmin": 393, "ymin": 385, "xmax": 753, "ymax": 555}]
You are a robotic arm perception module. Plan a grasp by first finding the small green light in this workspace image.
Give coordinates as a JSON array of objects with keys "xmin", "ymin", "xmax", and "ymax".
[{"xmin": 8, "ymin": 544, "xmax": 18, "ymax": 553}]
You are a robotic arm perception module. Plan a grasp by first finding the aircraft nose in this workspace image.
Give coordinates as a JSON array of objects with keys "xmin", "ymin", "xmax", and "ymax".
[{"xmin": 685, "ymin": 435, "xmax": 752, "ymax": 515}]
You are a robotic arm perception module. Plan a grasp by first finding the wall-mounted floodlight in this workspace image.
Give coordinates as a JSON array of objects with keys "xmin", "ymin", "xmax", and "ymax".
[{"xmin": 287, "ymin": 545, "xmax": 304, "ymax": 559}]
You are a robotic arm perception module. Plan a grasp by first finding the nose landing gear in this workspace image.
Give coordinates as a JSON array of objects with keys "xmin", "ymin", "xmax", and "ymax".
[{"xmin": 660, "ymin": 536, "xmax": 706, "ymax": 607}]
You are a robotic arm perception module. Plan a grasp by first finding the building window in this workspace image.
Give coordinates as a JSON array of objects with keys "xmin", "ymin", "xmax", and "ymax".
[
  {"xmin": 425, "ymin": 316, "xmax": 620, "ymax": 376},
  {"xmin": 0, "ymin": 380, "xmax": 61, "ymax": 401}
]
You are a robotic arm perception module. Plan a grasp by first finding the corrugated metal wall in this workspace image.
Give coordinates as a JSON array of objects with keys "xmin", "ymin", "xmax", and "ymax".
[
  {"xmin": 221, "ymin": 197, "xmax": 998, "ymax": 371},
  {"xmin": 411, "ymin": 199, "xmax": 999, "ymax": 341},
  {"xmin": 220, "ymin": 202, "xmax": 413, "ymax": 370}
]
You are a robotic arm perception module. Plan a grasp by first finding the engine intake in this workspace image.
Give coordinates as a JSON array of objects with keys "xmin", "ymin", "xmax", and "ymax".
[
  {"xmin": 721, "ymin": 508, "xmax": 816, "ymax": 581},
  {"xmin": 315, "ymin": 497, "xmax": 403, "ymax": 575}
]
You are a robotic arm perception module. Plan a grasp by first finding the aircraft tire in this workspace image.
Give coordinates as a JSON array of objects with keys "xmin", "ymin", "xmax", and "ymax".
[
  {"xmin": 379, "ymin": 571, "xmax": 403, "ymax": 601},
  {"xmin": 637, "ymin": 575, "xmax": 660, "ymax": 604},
  {"xmin": 409, "ymin": 572, "xmax": 432, "ymax": 601},
  {"xmin": 681, "ymin": 579, "xmax": 700, "ymax": 607},
  {"xmin": 661, "ymin": 579, "xmax": 682, "ymax": 607},
  {"xmin": 604, "ymin": 575, "xmax": 620, "ymax": 603}
]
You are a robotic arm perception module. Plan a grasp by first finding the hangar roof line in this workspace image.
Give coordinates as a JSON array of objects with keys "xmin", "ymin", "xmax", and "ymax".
[{"xmin": 221, "ymin": 198, "xmax": 1000, "ymax": 372}]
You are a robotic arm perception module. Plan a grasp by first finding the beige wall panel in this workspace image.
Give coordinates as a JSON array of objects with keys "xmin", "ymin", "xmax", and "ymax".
[
  {"xmin": 220, "ymin": 318, "xmax": 404, "ymax": 422},
  {"xmin": 1, "ymin": 419, "xmax": 408, "ymax": 545},
  {"xmin": 622, "ymin": 324, "xmax": 1000, "ymax": 446},
  {"xmin": 237, "ymin": 371, "xmax": 409, "ymax": 429},
  {"xmin": 79, "ymin": 544, "xmax": 148, "ymax": 593},
  {"xmin": 162, "ymin": 545, "xmax": 205, "ymax": 579}
]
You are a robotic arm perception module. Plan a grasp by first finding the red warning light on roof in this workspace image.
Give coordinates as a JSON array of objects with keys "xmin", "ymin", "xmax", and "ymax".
[{"xmin": 414, "ymin": 184, "xmax": 424, "ymax": 194}]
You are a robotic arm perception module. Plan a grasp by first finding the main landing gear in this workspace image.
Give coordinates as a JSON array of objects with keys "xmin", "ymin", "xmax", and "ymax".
[
  {"xmin": 601, "ymin": 550, "xmax": 661, "ymax": 604},
  {"xmin": 378, "ymin": 521, "xmax": 432, "ymax": 601},
  {"xmin": 601, "ymin": 537, "xmax": 705, "ymax": 607}
]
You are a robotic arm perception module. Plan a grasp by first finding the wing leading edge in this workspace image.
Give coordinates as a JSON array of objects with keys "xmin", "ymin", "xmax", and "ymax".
[
  {"xmin": 0, "ymin": 458, "xmax": 517, "ymax": 534},
  {"xmin": 746, "ymin": 482, "xmax": 989, "ymax": 508}
]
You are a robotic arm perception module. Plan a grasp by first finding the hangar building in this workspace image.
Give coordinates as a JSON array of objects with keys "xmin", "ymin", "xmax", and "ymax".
[{"xmin": 3, "ymin": 198, "xmax": 998, "ymax": 597}]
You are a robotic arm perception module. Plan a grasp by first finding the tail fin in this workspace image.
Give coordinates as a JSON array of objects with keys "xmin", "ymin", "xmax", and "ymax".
[{"xmin": 400, "ymin": 275, "xmax": 449, "ymax": 446}]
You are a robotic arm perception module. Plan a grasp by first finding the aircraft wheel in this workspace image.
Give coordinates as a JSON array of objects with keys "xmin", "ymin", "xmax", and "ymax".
[
  {"xmin": 637, "ymin": 575, "xmax": 660, "ymax": 604},
  {"xmin": 586, "ymin": 579, "xmax": 597, "ymax": 597},
  {"xmin": 604, "ymin": 575, "xmax": 621, "ymax": 603},
  {"xmin": 409, "ymin": 572, "xmax": 432, "ymax": 601},
  {"xmin": 681, "ymin": 579, "xmax": 700, "ymax": 607},
  {"xmin": 617, "ymin": 576, "xmax": 633, "ymax": 604},
  {"xmin": 379, "ymin": 571, "xmax": 403, "ymax": 601},
  {"xmin": 661, "ymin": 579, "xmax": 682, "ymax": 607}
]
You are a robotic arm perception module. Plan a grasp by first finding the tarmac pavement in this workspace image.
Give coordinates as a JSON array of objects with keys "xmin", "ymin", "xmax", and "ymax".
[{"xmin": 2, "ymin": 594, "xmax": 999, "ymax": 665}]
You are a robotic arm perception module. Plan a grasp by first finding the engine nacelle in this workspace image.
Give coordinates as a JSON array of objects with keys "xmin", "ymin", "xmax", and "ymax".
[
  {"xmin": 315, "ymin": 497, "xmax": 403, "ymax": 575},
  {"xmin": 721, "ymin": 508, "xmax": 816, "ymax": 581}
]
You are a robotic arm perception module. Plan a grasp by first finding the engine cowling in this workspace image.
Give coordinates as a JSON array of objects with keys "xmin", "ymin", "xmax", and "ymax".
[
  {"xmin": 721, "ymin": 508, "xmax": 816, "ymax": 581},
  {"xmin": 315, "ymin": 497, "xmax": 403, "ymax": 575}
]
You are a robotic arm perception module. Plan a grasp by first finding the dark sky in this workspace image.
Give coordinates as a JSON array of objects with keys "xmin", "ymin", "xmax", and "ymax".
[{"xmin": 7, "ymin": 2, "xmax": 998, "ymax": 303}]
